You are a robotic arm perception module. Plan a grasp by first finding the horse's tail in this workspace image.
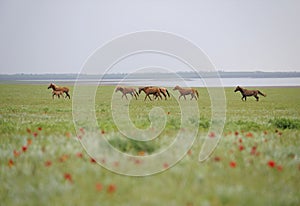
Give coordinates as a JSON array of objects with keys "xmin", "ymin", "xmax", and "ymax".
[
  {"xmin": 195, "ymin": 90, "xmax": 199, "ymax": 98},
  {"xmin": 258, "ymin": 90, "xmax": 266, "ymax": 97}
]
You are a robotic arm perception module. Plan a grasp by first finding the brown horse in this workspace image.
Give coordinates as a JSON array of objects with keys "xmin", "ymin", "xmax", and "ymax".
[
  {"xmin": 138, "ymin": 86, "xmax": 162, "ymax": 101},
  {"xmin": 115, "ymin": 86, "xmax": 139, "ymax": 100},
  {"xmin": 51, "ymin": 90, "xmax": 64, "ymax": 99},
  {"xmin": 158, "ymin": 87, "xmax": 170, "ymax": 100},
  {"xmin": 234, "ymin": 86, "xmax": 266, "ymax": 101},
  {"xmin": 48, "ymin": 83, "xmax": 71, "ymax": 99},
  {"xmin": 173, "ymin": 85, "xmax": 199, "ymax": 100}
]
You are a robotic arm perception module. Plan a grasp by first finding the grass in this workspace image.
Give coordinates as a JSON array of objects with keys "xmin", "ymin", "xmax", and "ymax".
[{"xmin": 0, "ymin": 84, "xmax": 300, "ymax": 205}]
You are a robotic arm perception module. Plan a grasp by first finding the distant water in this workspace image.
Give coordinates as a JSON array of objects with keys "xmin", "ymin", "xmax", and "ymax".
[{"xmin": 16, "ymin": 77, "xmax": 300, "ymax": 87}]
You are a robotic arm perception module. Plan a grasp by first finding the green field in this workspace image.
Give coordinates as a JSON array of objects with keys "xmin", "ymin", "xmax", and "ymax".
[{"xmin": 1, "ymin": 84, "xmax": 300, "ymax": 205}]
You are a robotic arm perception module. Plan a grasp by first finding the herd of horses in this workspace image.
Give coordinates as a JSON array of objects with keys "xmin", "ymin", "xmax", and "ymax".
[{"xmin": 47, "ymin": 83, "xmax": 266, "ymax": 101}]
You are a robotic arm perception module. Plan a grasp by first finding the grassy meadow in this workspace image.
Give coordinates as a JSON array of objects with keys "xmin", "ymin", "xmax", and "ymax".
[{"xmin": 0, "ymin": 84, "xmax": 300, "ymax": 206}]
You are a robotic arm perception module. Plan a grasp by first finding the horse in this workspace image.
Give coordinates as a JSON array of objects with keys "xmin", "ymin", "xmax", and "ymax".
[
  {"xmin": 51, "ymin": 90, "xmax": 64, "ymax": 99},
  {"xmin": 158, "ymin": 87, "xmax": 170, "ymax": 100},
  {"xmin": 48, "ymin": 83, "xmax": 71, "ymax": 99},
  {"xmin": 234, "ymin": 86, "xmax": 266, "ymax": 101},
  {"xmin": 173, "ymin": 85, "xmax": 199, "ymax": 100},
  {"xmin": 115, "ymin": 86, "xmax": 139, "ymax": 100},
  {"xmin": 138, "ymin": 86, "xmax": 162, "ymax": 101}
]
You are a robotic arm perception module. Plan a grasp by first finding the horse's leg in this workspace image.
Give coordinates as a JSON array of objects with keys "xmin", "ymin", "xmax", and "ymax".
[
  {"xmin": 184, "ymin": 95, "xmax": 186, "ymax": 100},
  {"xmin": 255, "ymin": 95, "xmax": 259, "ymax": 101},
  {"xmin": 52, "ymin": 93, "xmax": 55, "ymax": 99}
]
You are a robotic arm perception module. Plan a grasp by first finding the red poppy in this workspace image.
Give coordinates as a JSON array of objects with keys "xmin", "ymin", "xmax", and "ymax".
[
  {"xmin": 22, "ymin": 146, "xmax": 27, "ymax": 152},
  {"xmin": 38, "ymin": 127, "xmax": 42, "ymax": 131},
  {"xmin": 79, "ymin": 128, "xmax": 85, "ymax": 134},
  {"xmin": 246, "ymin": 132, "xmax": 253, "ymax": 138},
  {"xmin": 238, "ymin": 138, "xmax": 242, "ymax": 143},
  {"xmin": 65, "ymin": 132, "xmax": 71, "ymax": 138},
  {"xmin": 64, "ymin": 173, "xmax": 73, "ymax": 182},
  {"xmin": 229, "ymin": 161, "xmax": 236, "ymax": 168},
  {"xmin": 268, "ymin": 160, "xmax": 276, "ymax": 168},
  {"xmin": 278, "ymin": 132, "xmax": 283, "ymax": 136},
  {"xmin": 59, "ymin": 154, "xmax": 68, "ymax": 162},
  {"xmin": 187, "ymin": 149, "xmax": 192, "ymax": 156},
  {"xmin": 96, "ymin": 183, "xmax": 103, "ymax": 191},
  {"xmin": 26, "ymin": 128, "xmax": 31, "ymax": 134},
  {"xmin": 76, "ymin": 152, "xmax": 83, "ymax": 158},
  {"xmin": 163, "ymin": 163, "xmax": 169, "ymax": 169},
  {"xmin": 214, "ymin": 156, "xmax": 221, "ymax": 162},
  {"xmin": 239, "ymin": 145, "xmax": 244, "ymax": 151},
  {"xmin": 33, "ymin": 132, "xmax": 38, "ymax": 137},
  {"xmin": 45, "ymin": 160, "xmax": 52, "ymax": 167},
  {"xmin": 209, "ymin": 132, "xmax": 216, "ymax": 138},
  {"xmin": 90, "ymin": 158, "xmax": 96, "ymax": 163},
  {"xmin": 234, "ymin": 131, "xmax": 239, "ymax": 136},
  {"xmin": 277, "ymin": 165, "xmax": 283, "ymax": 171},
  {"xmin": 13, "ymin": 150, "xmax": 20, "ymax": 157},
  {"xmin": 107, "ymin": 184, "xmax": 116, "ymax": 193},
  {"xmin": 27, "ymin": 138, "xmax": 32, "ymax": 146},
  {"xmin": 101, "ymin": 129, "xmax": 105, "ymax": 134},
  {"xmin": 8, "ymin": 159, "xmax": 14, "ymax": 167}
]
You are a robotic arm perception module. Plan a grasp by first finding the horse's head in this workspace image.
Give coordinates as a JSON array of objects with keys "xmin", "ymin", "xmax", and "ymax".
[
  {"xmin": 138, "ymin": 87, "xmax": 144, "ymax": 94},
  {"xmin": 48, "ymin": 83, "xmax": 54, "ymax": 89},
  {"xmin": 173, "ymin": 85, "xmax": 180, "ymax": 90},
  {"xmin": 234, "ymin": 86, "xmax": 241, "ymax": 92},
  {"xmin": 115, "ymin": 86, "xmax": 122, "ymax": 92}
]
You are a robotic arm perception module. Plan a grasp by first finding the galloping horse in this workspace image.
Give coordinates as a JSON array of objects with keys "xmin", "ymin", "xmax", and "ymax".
[
  {"xmin": 48, "ymin": 83, "xmax": 71, "ymax": 99},
  {"xmin": 138, "ymin": 86, "xmax": 162, "ymax": 101},
  {"xmin": 115, "ymin": 86, "xmax": 139, "ymax": 100},
  {"xmin": 51, "ymin": 90, "xmax": 64, "ymax": 99},
  {"xmin": 173, "ymin": 85, "xmax": 199, "ymax": 100},
  {"xmin": 158, "ymin": 87, "xmax": 170, "ymax": 100},
  {"xmin": 234, "ymin": 86, "xmax": 266, "ymax": 101}
]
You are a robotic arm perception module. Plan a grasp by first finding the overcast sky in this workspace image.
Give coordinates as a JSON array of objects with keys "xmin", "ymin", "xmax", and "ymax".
[{"xmin": 0, "ymin": 0, "xmax": 299, "ymax": 74}]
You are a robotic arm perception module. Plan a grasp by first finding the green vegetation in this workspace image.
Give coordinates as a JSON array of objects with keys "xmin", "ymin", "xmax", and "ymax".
[{"xmin": 0, "ymin": 84, "xmax": 300, "ymax": 205}]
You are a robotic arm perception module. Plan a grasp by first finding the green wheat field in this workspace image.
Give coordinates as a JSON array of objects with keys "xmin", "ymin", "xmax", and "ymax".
[{"xmin": 0, "ymin": 84, "xmax": 300, "ymax": 206}]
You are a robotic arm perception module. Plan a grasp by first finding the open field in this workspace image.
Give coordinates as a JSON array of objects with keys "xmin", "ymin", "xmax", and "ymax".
[{"xmin": 0, "ymin": 84, "xmax": 300, "ymax": 205}]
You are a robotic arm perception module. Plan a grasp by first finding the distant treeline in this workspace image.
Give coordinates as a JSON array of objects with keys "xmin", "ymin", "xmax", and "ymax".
[{"xmin": 1, "ymin": 71, "xmax": 300, "ymax": 81}]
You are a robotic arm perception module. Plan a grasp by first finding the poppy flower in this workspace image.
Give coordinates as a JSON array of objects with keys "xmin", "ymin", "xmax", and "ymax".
[
  {"xmin": 65, "ymin": 132, "xmax": 71, "ymax": 138},
  {"xmin": 187, "ymin": 149, "xmax": 192, "ymax": 156},
  {"xmin": 246, "ymin": 132, "xmax": 253, "ymax": 138},
  {"xmin": 277, "ymin": 165, "xmax": 283, "ymax": 171},
  {"xmin": 229, "ymin": 161, "xmax": 236, "ymax": 168},
  {"xmin": 64, "ymin": 173, "xmax": 73, "ymax": 182},
  {"xmin": 234, "ymin": 131, "xmax": 239, "ymax": 136},
  {"xmin": 22, "ymin": 146, "xmax": 27, "ymax": 152},
  {"xmin": 33, "ymin": 132, "xmax": 38, "ymax": 137},
  {"xmin": 214, "ymin": 156, "xmax": 221, "ymax": 162},
  {"xmin": 13, "ymin": 150, "xmax": 20, "ymax": 157},
  {"xmin": 107, "ymin": 184, "xmax": 116, "ymax": 193},
  {"xmin": 209, "ymin": 132, "xmax": 216, "ymax": 138},
  {"xmin": 27, "ymin": 138, "xmax": 32, "ymax": 146},
  {"xmin": 163, "ymin": 163, "xmax": 169, "ymax": 169},
  {"xmin": 59, "ymin": 154, "xmax": 68, "ymax": 162},
  {"xmin": 101, "ymin": 129, "xmax": 105, "ymax": 134},
  {"xmin": 38, "ymin": 127, "xmax": 42, "ymax": 131},
  {"xmin": 238, "ymin": 138, "xmax": 242, "ymax": 143},
  {"xmin": 268, "ymin": 160, "xmax": 276, "ymax": 168},
  {"xmin": 263, "ymin": 131, "xmax": 268, "ymax": 135},
  {"xmin": 8, "ymin": 159, "xmax": 14, "ymax": 167},
  {"xmin": 76, "ymin": 152, "xmax": 83, "ymax": 158},
  {"xmin": 45, "ymin": 160, "xmax": 52, "ymax": 167},
  {"xmin": 96, "ymin": 183, "xmax": 103, "ymax": 191},
  {"xmin": 239, "ymin": 145, "xmax": 244, "ymax": 151},
  {"xmin": 90, "ymin": 158, "xmax": 96, "ymax": 163},
  {"xmin": 26, "ymin": 128, "xmax": 31, "ymax": 134}
]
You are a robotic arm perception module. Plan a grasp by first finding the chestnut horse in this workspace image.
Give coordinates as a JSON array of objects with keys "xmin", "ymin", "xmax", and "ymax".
[
  {"xmin": 48, "ymin": 83, "xmax": 71, "ymax": 99},
  {"xmin": 158, "ymin": 87, "xmax": 170, "ymax": 100},
  {"xmin": 138, "ymin": 86, "xmax": 162, "ymax": 101},
  {"xmin": 234, "ymin": 86, "xmax": 266, "ymax": 101},
  {"xmin": 115, "ymin": 86, "xmax": 139, "ymax": 100},
  {"xmin": 173, "ymin": 85, "xmax": 199, "ymax": 100},
  {"xmin": 51, "ymin": 90, "xmax": 64, "ymax": 99}
]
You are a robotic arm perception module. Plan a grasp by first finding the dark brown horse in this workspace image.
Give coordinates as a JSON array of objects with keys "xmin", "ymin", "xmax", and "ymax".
[
  {"xmin": 158, "ymin": 87, "xmax": 170, "ymax": 100},
  {"xmin": 138, "ymin": 86, "xmax": 162, "ymax": 101},
  {"xmin": 48, "ymin": 83, "xmax": 71, "ymax": 99},
  {"xmin": 51, "ymin": 90, "xmax": 64, "ymax": 99},
  {"xmin": 115, "ymin": 86, "xmax": 139, "ymax": 100},
  {"xmin": 234, "ymin": 86, "xmax": 266, "ymax": 101},
  {"xmin": 173, "ymin": 85, "xmax": 199, "ymax": 100}
]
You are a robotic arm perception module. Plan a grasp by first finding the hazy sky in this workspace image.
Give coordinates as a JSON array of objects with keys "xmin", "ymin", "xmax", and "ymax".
[{"xmin": 0, "ymin": 0, "xmax": 299, "ymax": 74}]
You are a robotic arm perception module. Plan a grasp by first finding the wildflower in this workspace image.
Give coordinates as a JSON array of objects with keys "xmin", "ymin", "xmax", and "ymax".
[
  {"xmin": 13, "ymin": 150, "xmax": 20, "ymax": 157},
  {"xmin": 26, "ymin": 128, "xmax": 31, "ymax": 134},
  {"xmin": 209, "ymin": 132, "xmax": 216, "ymax": 138},
  {"xmin": 22, "ymin": 146, "xmax": 27, "ymax": 152},
  {"xmin": 268, "ymin": 160, "xmax": 276, "ymax": 168},
  {"xmin": 59, "ymin": 154, "xmax": 68, "ymax": 162},
  {"xmin": 138, "ymin": 151, "xmax": 145, "ymax": 156},
  {"xmin": 187, "ymin": 149, "xmax": 192, "ymax": 156},
  {"xmin": 64, "ymin": 173, "xmax": 73, "ymax": 182},
  {"xmin": 229, "ymin": 161, "xmax": 236, "ymax": 168},
  {"xmin": 65, "ymin": 132, "xmax": 71, "ymax": 138},
  {"xmin": 101, "ymin": 129, "xmax": 105, "ymax": 134},
  {"xmin": 96, "ymin": 183, "xmax": 103, "ymax": 191},
  {"xmin": 238, "ymin": 138, "xmax": 242, "ymax": 143},
  {"xmin": 76, "ymin": 152, "xmax": 83, "ymax": 158},
  {"xmin": 79, "ymin": 127, "xmax": 85, "ymax": 134},
  {"xmin": 8, "ymin": 159, "xmax": 14, "ymax": 167},
  {"xmin": 163, "ymin": 163, "xmax": 169, "ymax": 169},
  {"xmin": 246, "ymin": 132, "xmax": 253, "ymax": 138},
  {"xmin": 45, "ymin": 160, "xmax": 52, "ymax": 167},
  {"xmin": 90, "ymin": 158, "xmax": 96, "ymax": 163},
  {"xmin": 107, "ymin": 184, "xmax": 116, "ymax": 193},
  {"xmin": 277, "ymin": 165, "xmax": 283, "ymax": 172},
  {"xmin": 214, "ymin": 156, "xmax": 221, "ymax": 162},
  {"xmin": 278, "ymin": 132, "xmax": 283, "ymax": 136},
  {"xmin": 263, "ymin": 131, "xmax": 268, "ymax": 135},
  {"xmin": 33, "ymin": 132, "xmax": 38, "ymax": 137},
  {"xmin": 27, "ymin": 138, "xmax": 32, "ymax": 146},
  {"xmin": 234, "ymin": 131, "xmax": 239, "ymax": 136},
  {"xmin": 239, "ymin": 145, "xmax": 244, "ymax": 151},
  {"xmin": 38, "ymin": 127, "xmax": 42, "ymax": 131}
]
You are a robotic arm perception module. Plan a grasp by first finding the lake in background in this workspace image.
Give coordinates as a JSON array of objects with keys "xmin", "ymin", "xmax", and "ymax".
[{"xmin": 16, "ymin": 77, "xmax": 300, "ymax": 87}]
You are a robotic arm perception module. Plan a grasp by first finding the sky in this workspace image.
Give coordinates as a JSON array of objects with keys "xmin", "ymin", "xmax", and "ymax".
[{"xmin": 0, "ymin": 0, "xmax": 299, "ymax": 74}]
